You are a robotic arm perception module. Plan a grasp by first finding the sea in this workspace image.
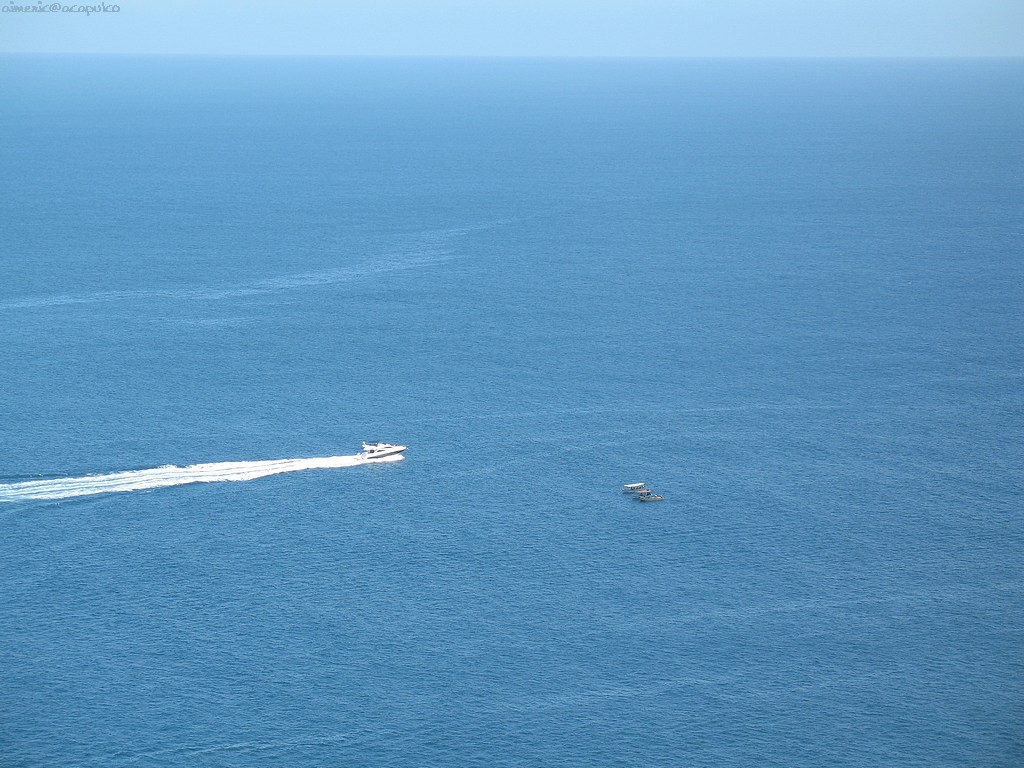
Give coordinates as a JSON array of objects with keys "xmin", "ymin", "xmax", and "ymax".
[{"xmin": 0, "ymin": 56, "xmax": 1022, "ymax": 767}]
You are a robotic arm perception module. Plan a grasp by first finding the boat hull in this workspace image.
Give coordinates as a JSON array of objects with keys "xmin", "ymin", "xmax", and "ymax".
[{"xmin": 358, "ymin": 443, "xmax": 407, "ymax": 461}]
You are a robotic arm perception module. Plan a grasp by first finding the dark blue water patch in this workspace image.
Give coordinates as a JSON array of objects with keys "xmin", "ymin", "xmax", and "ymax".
[{"xmin": 1, "ymin": 56, "xmax": 1022, "ymax": 767}]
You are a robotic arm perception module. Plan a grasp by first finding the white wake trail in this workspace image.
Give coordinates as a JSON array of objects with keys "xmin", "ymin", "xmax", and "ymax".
[{"xmin": 0, "ymin": 453, "xmax": 404, "ymax": 501}]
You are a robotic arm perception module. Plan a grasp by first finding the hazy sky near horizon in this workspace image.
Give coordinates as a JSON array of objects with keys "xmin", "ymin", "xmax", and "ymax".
[{"xmin": 0, "ymin": 0, "xmax": 1021, "ymax": 57}]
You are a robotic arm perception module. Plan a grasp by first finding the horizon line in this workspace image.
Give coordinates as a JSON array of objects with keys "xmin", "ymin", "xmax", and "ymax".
[{"xmin": 2, "ymin": 52, "xmax": 1022, "ymax": 60}]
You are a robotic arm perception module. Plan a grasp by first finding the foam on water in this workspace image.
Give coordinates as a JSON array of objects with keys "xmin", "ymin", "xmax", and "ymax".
[
  {"xmin": 0, "ymin": 225, "xmax": 484, "ymax": 311},
  {"xmin": 0, "ymin": 453, "xmax": 404, "ymax": 501}
]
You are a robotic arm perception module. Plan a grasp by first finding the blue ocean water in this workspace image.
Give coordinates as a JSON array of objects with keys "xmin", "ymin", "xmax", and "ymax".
[{"xmin": 1, "ymin": 56, "xmax": 1022, "ymax": 766}]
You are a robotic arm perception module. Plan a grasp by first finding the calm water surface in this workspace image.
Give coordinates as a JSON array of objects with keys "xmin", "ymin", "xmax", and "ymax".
[{"xmin": 1, "ymin": 56, "xmax": 1022, "ymax": 766}]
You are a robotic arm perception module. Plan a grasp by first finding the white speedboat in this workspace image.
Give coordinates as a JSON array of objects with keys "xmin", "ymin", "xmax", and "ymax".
[{"xmin": 358, "ymin": 442, "xmax": 407, "ymax": 460}]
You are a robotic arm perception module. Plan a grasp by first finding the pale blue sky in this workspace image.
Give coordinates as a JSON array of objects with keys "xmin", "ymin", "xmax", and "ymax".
[{"xmin": 1, "ymin": 0, "xmax": 1021, "ymax": 56}]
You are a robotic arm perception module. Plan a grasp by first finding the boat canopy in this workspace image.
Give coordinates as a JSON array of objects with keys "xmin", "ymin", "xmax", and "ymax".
[{"xmin": 624, "ymin": 482, "xmax": 646, "ymax": 489}]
